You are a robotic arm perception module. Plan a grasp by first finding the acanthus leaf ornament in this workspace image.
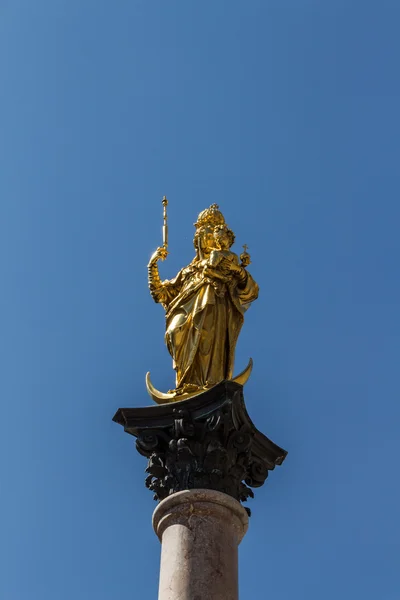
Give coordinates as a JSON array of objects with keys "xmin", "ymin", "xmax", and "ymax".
[{"xmin": 113, "ymin": 382, "xmax": 287, "ymax": 513}]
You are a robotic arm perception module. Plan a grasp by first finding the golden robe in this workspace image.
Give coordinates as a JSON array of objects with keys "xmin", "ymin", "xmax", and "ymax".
[{"xmin": 151, "ymin": 260, "xmax": 259, "ymax": 390}]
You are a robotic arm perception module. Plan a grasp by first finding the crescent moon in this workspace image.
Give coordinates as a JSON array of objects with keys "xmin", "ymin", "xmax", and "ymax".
[
  {"xmin": 146, "ymin": 358, "xmax": 253, "ymax": 405},
  {"xmin": 232, "ymin": 357, "xmax": 253, "ymax": 386}
]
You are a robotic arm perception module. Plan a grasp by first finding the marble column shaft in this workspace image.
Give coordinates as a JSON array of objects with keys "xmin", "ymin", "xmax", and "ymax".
[{"xmin": 153, "ymin": 489, "xmax": 249, "ymax": 600}]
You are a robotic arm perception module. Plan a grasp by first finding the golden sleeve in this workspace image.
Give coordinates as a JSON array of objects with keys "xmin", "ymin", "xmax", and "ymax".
[{"xmin": 149, "ymin": 268, "xmax": 184, "ymax": 309}]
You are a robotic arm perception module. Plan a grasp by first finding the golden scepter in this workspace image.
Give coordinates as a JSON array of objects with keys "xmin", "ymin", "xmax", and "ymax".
[{"xmin": 162, "ymin": 195, "xmax": 168, "ymax": 250}]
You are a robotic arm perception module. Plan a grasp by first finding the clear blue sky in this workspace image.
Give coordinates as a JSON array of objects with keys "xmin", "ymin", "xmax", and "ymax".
[{"xmin": 1, "ymin": 1, "xmax": 399, "ymax": 599}]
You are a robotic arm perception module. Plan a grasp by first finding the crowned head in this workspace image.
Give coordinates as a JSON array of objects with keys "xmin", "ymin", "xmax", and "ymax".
[{"xmin": 195, "ymin": 204, "xmax": 225, "ymax": 229}]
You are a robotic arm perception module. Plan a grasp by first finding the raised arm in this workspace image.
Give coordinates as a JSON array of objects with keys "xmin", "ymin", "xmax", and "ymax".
[
  {"xmin": 147, "ymin": 247, "xmax": 183, "ymax": 309},
  {"xmin": 148, "ymin": 246, "xmax": 168, "ymax": 304}
]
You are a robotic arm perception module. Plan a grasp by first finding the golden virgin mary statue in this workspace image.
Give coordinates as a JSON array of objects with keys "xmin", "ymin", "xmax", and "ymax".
[{"xmin": 147, "ymin": 202, "xmax": 259, "ymax": 403}]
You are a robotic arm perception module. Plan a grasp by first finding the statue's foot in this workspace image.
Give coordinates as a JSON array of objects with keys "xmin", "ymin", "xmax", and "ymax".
[
  {"xmin": 168, "ymin": 383, "xmax": 203, "ymax": 396},
  {"xmin": 204, "ymin": 380, "xmax": 217, "ymax": 388}
]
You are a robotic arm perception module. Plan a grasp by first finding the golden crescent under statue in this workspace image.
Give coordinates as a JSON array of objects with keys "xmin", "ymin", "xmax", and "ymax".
[{"xmin": 146, "ymin": 358, "xmax": 253, "ymax": 405}]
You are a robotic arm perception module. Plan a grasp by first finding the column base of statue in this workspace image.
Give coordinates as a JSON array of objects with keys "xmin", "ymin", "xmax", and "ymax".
[
  {"xmin": 113, "ymin": 381, "xmax": 287, "ymax": 596},
  {"xmin": 153, "ymin": 489, "xmax": 248, "ymax": 600}
]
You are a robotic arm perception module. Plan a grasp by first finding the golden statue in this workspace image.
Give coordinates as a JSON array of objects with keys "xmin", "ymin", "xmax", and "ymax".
[{"xmin": 147, "ymin": 199, "xmax": 259, "ymax": 403}]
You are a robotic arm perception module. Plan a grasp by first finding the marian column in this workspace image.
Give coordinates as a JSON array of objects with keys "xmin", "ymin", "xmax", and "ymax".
[{"xmin": 113, "ymin": 201, "xmax": 287, "ymax": 600}]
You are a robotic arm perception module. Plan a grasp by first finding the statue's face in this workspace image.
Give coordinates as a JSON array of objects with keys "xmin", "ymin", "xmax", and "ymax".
[
  {"xmin": 198, "ymin": 227, "xmax": 215, "ymax": 254},
  {"xmin": 215, "ymin": 230, "xmax": 230, "ymax": 250}
]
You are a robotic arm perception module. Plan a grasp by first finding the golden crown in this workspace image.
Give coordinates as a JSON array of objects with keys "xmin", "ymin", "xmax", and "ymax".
[{"xmin": 195, "ymin": 204, "xmax": 226, "ymax": 229}]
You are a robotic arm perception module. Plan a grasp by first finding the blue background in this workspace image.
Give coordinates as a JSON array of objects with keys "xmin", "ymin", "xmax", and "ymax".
[{"xmin": 1, "ymin": 1, "xmax": 399, "ymax": 598}]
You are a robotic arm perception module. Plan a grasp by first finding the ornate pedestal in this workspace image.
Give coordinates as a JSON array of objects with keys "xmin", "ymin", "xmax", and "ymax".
[{"xmin": 113, "ymin": 381, "xmax": 287, "ymax": 599}]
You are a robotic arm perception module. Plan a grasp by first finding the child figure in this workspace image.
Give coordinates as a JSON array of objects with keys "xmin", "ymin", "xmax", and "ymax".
[{"xmin": 203, "ymin": 224, "xmax": 241, "ymax": 287}]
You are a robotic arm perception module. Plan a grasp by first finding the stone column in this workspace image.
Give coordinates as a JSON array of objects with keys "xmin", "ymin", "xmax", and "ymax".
[
  {"xmin": 113, "ymin": 382, "xmax": 287, "ymax": 597},
  {"xmin": 153, "ymin": 489, "xmax": 249, "ymax": 600}
]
